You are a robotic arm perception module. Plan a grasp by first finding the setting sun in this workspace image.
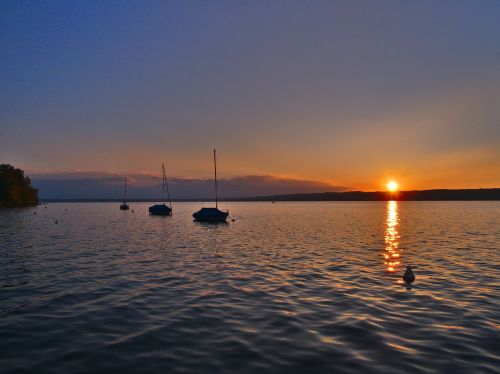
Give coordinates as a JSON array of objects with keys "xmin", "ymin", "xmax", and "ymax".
[{"xmin": 387, "ymin": 180, "xmax": 399, "ymax": 192}]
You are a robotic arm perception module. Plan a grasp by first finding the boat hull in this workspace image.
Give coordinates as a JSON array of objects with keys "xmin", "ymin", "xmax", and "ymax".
[
  {"xmin": 149, "ymin": 204, "xmax": 172, "ymax": 216},
  {"xmin": 193, "ymin": 207, "xmax": 229, "ymax": 223}
]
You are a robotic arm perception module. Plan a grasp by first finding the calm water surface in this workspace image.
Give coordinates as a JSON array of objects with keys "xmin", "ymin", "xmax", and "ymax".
[{"xmin": 1, "ymin": 202, "xmax": 499, "ymax": 373}]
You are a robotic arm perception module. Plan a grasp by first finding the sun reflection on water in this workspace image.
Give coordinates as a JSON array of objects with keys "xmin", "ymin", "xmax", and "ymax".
[{"xmin": 384, "ymin": 201, "xmax": 401, "ymax": 273}]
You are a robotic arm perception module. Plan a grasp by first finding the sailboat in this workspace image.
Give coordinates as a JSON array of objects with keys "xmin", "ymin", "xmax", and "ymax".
[
  {"xmin": 120, "ymin": 177, "xmax": 129, "ymax": 210},
  {"xmin": 193, "ymin": 149, "xmax": 229, "ymax": 223},
  {"xmin": 149, "ymin": 164, "xmax": 173, "ymax": 216}
]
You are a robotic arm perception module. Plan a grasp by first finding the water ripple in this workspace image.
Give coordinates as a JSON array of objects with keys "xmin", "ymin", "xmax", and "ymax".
[{"xmin": 0, "ymin": 202, "xmax": 499, "ymax": 373}]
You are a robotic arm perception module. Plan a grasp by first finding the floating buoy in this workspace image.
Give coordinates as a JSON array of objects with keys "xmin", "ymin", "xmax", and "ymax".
[
  {"xmin": 132, "ymin": 210, "xmax": 135, "ymax": 213},
  {"xmin": 403, "ymin": 265, "xmax": 415, "ymax": 284},
  {"xmin": 54, "ymin": 220, "xmax": 58, "ymax": 224},
  {"xmin": 33, "ymin": 212, "xmax": 37, "ymax": 215}
]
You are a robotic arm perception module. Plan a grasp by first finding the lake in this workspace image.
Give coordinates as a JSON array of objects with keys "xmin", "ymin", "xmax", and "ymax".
[{"xmin": 1, "ymin": 202, "xmax": 499, "ymax": 373}]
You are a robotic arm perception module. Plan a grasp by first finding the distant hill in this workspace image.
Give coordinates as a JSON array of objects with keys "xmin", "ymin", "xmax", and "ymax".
[
  {"xmin": 41, "ymin": 188, "xmax": 500, "ymax": 202},
  {"xmin": 236, "ymin": 188, "xmax": 500, "ymax": 201},
  {"xmin": 0, "ymin": 164, "xmax": 39, "ymax": 208}
]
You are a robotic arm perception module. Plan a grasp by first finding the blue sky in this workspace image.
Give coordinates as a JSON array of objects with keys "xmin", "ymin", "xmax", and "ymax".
[{"xmin": 1, "ymin": 1, "xmax": 499, "ymax": 196}]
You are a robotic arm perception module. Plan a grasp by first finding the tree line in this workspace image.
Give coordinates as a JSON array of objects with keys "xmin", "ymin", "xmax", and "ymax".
[{"xmin": 0, "ymin": 164, "xmax": 39, "ymax": 208}]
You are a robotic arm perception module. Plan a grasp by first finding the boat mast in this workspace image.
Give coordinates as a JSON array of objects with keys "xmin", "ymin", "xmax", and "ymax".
[
  {"xmin": 124, "ymin": 177, "xmax": 127, "ymax": 204},
  {"xmin": 163, "ymin": 163, "xmax": 172, "ymax": 208},
  {"xmin": 214, "ymin": 148, "xmax": 218, "ymax": 209},
  {"xmin": 162, "ymin": 164, "xmax": 166, "ymax": 204}
]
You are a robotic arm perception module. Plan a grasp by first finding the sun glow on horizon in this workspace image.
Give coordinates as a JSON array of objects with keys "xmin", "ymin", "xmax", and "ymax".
[{"xmin": 387, "ymin": 180, "xmax": 399, "ymax": 192}]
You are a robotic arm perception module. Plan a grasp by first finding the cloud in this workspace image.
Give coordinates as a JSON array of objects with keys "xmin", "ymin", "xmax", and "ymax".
[{"xmin": 29, "ymin": 172, "xmax": 348, "ymax": 199}]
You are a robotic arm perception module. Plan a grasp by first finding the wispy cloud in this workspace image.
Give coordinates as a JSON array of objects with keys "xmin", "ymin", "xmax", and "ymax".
[{"xmin": 30, "ymin": 171, "xmax": 348, "ymax": 199}]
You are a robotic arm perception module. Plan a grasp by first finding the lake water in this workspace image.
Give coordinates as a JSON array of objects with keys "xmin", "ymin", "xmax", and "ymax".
[{"xmin": 1, "ymin": 202, "xmax": 499, "ymax": 373}]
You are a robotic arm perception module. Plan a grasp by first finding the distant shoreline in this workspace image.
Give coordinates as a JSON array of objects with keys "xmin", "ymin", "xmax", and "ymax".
[{"xmin": 40, "ymin": 188, "xmax": 500, "ymax": 202}]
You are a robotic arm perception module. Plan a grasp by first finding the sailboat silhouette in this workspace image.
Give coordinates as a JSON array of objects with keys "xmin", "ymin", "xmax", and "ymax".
[
  {"xmin": 149, "ymin": 164, "xmax": 173, "ymax": 216},
  {"xmin": 193, "ymin": 149, "xmax": 229, "ymax": 223},
  {"xmin": 120, "ymin": 177, "xmax": 129, "ymax": 210}
]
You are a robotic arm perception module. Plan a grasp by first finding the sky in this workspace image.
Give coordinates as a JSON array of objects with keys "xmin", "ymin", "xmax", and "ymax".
[{"xmin": 1, "ymin": 0, "xmax": 499, "ymax": 197}]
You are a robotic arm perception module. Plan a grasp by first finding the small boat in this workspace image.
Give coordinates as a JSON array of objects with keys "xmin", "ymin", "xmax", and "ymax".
[
  {"xmin": 193, "ymin": 149, "xmax": 229, "ymax": 223},
  {"xmin": 193, "ymin": 207, "xmax": 229, "ymax": 222},
  {"xmin": 120, "ymin": 177, "xmax": 129, "ymax": 210},
  {"xmin": 149, "ymin": 164, "xmax": 172, "ymax": 216}
]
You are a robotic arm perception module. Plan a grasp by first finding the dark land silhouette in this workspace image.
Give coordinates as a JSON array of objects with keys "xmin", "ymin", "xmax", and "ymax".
[
  {"xmin": 237, "ymin": 188, "xmax": 500, "ymax": 201},
  {"xmin": 0, "ymin": 164, "xmax": 39, "ymax": 208},
  {"xmin": 40, "ymin": 188, "xmax": 500, "ymax": 203}
]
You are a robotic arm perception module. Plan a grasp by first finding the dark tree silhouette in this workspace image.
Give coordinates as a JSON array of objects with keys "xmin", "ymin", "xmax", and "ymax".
[{"xmin": 0, "ymin": 164, "xmax": 39, "ymax": 208}]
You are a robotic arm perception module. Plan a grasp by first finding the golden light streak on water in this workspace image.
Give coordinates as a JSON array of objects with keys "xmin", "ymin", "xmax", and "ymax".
[{"xmin": 384, "ymin": 201, "xmax": 401, "ymax": 274}]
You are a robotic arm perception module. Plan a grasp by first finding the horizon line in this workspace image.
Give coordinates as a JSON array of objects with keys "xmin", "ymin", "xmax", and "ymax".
[{"xmin": 38, "ymin": 188, "xmax": 500, "ymax": 203}]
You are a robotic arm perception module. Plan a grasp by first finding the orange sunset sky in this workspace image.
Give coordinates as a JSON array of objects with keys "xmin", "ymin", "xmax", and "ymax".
[{"xmin": 1, "ymin": 2, "xmax": 499, "ymax": 193}]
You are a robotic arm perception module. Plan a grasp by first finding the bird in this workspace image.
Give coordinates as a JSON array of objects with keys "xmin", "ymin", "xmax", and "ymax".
[{"xmin": 403, "ymin": 265, "xmax": 415, "ymax": 284}]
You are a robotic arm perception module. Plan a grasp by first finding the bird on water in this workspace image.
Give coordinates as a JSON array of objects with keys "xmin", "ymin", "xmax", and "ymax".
[{"xmin": 403, "ymin": 265, "xmax": 415, "ymax": 284}]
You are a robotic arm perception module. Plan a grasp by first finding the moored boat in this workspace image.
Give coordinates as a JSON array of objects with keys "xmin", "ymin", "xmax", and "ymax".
[
  {"xmin": 149, "ymin": 164, "xmax": 172, "ymax": 216},
  {"xmin": 193, "ymin": 149, "xmax": 229, "ymax": 223},
  {"xmin": 120, "ymin": 177, "xmax": 129, "ymax": 210},
  {"xmin": 193, "ymin": 207, "xmax": 228, "ymax": 222},
  {"xmin": 148, "ymin": 203, "xmax": 171, "ymax": 215}
]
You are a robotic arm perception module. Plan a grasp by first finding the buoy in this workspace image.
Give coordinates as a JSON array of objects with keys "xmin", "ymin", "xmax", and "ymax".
[
  {"xmin": 403, "ymin": 265, "xmax": 415, "ymax": 284},
  {"xmin": 54, "ymin": 220, "xmax": 58, "ymax": 224}
]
